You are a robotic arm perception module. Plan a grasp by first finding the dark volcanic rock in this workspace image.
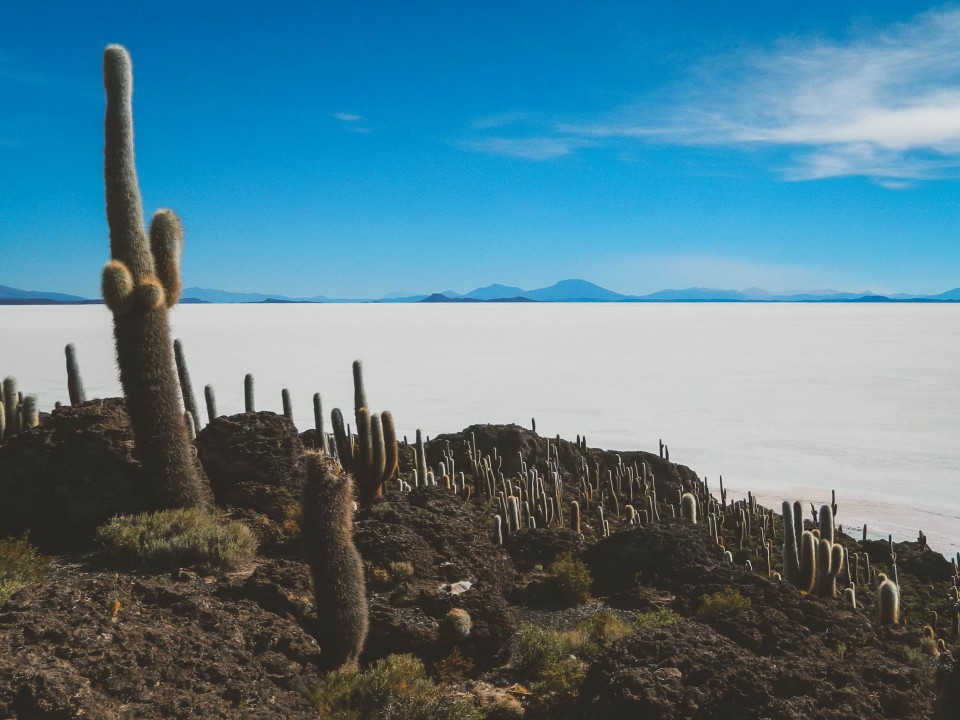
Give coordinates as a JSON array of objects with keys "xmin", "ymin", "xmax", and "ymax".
[
  {"xmin": 0, "ymin": 399, "xmax": 149, "ymax": 551},
  {"xmin": 196, "ymin": 411, "xmax": 305, "ymax": 522},
  {"xmin": 0, "ymin": 562, "xmax": 320, "ymax": 719},
  {"xmin": 355, "ymin": 486, "xmax": 519, "ymax": 669}
]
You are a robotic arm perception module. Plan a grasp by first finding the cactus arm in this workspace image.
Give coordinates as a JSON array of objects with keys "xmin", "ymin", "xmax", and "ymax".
[{"xmin": 149, "ymin": 209, "xmax": 183, "ymax": 306}]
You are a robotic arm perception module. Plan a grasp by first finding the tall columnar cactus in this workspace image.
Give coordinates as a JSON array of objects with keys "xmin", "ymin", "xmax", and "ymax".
[
  {"xmin": 878, "ymin": 574, "xmax": 899, "ymax": 625},
  {"xmin": 313, "ymin": 392, "xmax": 331, "ymax": 454},
  {"xmin": 3, "ymin": 376, "xmax": 20, "ymax": 439},
  {"xmin": 301, "ymin": 451, "xmax": 368, "ymax": 670},
  {"xmin": 204, "ymin": 384, "xmax": 217, "ymax": 424},
  {"xmin": 244, "ymin": 374, "xmax": 255, "ymax": 413},
  {"xmin": 799, "ymin": 530, "xmax": 818, "ymax": 594},
  {"xmin": 352, "ymin": 360, "xmax": 367, "ymax": 421},
  {"xmin": 65, "ymin": 343, "xmax": 87, "ymax": 405},
  {"xmin": 173, "ymin": 339, "xmax": 200, "ymax": 430},
  {"xmin": 818, "ymin": 503, "xmax": 834, "ymax": 544},
  {"xmin": 282, "ymin": 388, "xmax": 294, "ymax": 423},
  {"xmin": 782, "ymin": 501, "xmax": 802, "ymax": 588},
  {"xmin": 680, "ymin": 492, "xmax": 698, "ymax": 524},
  {"xmin": 101, "ymin": 45, "xmax": 209, "ymax": 509}
]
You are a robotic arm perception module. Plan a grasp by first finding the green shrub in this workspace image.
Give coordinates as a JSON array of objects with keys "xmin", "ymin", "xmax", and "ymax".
[
  {"xmin": 309, "ymin": 654, "xmax": 482, "ymax": 720},
  {"xmin": 545, "ymin": 552, "xmax": 592, "ymax": 605},
  {"xmin": 696, "ymin": 588, "xmax": 751, "ymax": 618},
  {"xmin": 0, "ymin": 535, "xmax": 49, "ymax": 606},
  {"xmin": 635, "ymin": 608, "xmax": 682, "ymax": 632},
  {"xmin": 582, "ymin": 610, "xmax": 634, "ymax": 648},
  {"xmin": 97, "ymin": 508, "xmax": 256, "ymax": 572}
]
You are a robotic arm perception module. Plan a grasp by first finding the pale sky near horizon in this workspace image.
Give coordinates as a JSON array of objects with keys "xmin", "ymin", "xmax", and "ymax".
[{"xmin": 1, "ymin": 1, "xmax": 959, "ymax": 298}]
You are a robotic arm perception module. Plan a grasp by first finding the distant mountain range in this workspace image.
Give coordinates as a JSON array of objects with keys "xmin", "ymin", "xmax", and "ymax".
[{"xmin": 2, "ymin": 280, "xmax": 959, "ymax": 305}]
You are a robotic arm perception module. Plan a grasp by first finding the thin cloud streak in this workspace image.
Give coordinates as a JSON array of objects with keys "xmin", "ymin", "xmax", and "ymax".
[
  {"xmin": 465, "ymin": 136, "xmax": 594, "ymax": 160},
  {"xmin": 563, "ymin": 7, "xmax": 960, "ymax": 183}
]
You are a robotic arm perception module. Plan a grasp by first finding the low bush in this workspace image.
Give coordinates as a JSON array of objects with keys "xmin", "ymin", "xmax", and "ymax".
[
  {"xmin": 309, "ymin": 654, "xmax": 482, "ymax": 720},
  {"xmin": 635, "ymin": 608, "xmax": 682, "ymax": 632},
  {"xmin": 545, "ymin": 552, "xmax": 592, "ymax": 605},
  {"xmin": 96, "ymin": 508, "xmax": 256, "ymax": 572},
  {"xmin": 0, "ymin": 534, "xmax": 49, "ymax": 606},
  {"xmin": 696, "ymin": 588, "xmax": 751, "ymax": 618}
]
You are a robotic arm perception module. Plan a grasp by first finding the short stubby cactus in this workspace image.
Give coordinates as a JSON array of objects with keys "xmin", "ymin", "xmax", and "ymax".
[
  {"xmin": 680, "ymin": 492, "xmax": 697, "ymax": 524},
  {"xmin": 878, "ymin": 574, "xmax": 900, "ymax": 625},
  {"xmin": 101, "ymin": 45, "xmax": 210, "ymax": 509},
  {"xmin": 301, "ymin": 451, "xmax": 369, "ymax": 670}
]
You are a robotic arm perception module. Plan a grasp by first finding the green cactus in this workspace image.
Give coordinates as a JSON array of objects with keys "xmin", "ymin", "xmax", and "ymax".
[
  {"xmin": 204, "ymin": 384, "xmax": 217, "ymax": 424},
  {"xmin": 818, "ymin": 503, "xmax": 834, "ymax": 544},
  {"xmin": 21, "ymin": 395, "xmax": 39, "ymax": 430},
  {"xmin": 799, "ymin": 530, "xmax": 818, "ymax": 594},
  {"xmin": 301, "ymin": 451, "xmax": 368, "ymax": 670},
  {"xmin": 101, "ymin": 46, "xmax": 209, "ymax": 509},
  {"xmin": 244, "ymin": 373, "xmax": 255, "ymax": 413},
  {"xmin": 3, "ymin": 377, "xmax": 19, "ymax": 439},
  {"xmin": 65, "ymin": 343, "xmax": 86, "ymax": 405},
  {"xmin": 282, "ymin": 388, "xmax": 293, "ymax": 424},
  {"xmin": 782, "ymin": 501, "xmax": 801, "ymax": 588},
  {"xmin": 313, "ymin": 392, "xmax": 331, "ymax": 454}
]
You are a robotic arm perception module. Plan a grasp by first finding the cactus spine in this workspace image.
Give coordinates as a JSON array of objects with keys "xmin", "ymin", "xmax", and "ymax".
[
  {"xmin": 101, "ymin": 46, "xmax": 209, "ymax": 509},
  {"xmin": 301, "ymin": 451, "xmax": 368, "ymax": 670},
  {"xmin": 65, "ymin": 343, "xmax": 86, "ymax": 405}
]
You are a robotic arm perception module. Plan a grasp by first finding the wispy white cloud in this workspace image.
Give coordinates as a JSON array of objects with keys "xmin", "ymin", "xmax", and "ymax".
[
  {"xmin": 465, "ymin": 136, "xmax": 594, "ymax": 160},
  {"xmin": 332, "ymin": 112, "xmax": 371, "ymax": 133},
  {"xmin": 472, "ymin": 111, "xmax": 529, "ymax": 129},
  {"xmin": 493, "ymin": 7, "xmax": 960, "ymax": 184}
]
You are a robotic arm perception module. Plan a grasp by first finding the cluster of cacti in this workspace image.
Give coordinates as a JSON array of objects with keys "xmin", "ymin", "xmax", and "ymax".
[
  {"xmin": 300, "ymin": 450, "xmax": 368, "ymax": 670},
  {"xmin": 100, "ymin": 45, "xmax": 209, "ymax": 509},
  {"xmin": 0, "ymin": 375, "xmax": 44, "ymax": 443},
  {"xmin": 330, "ymin": 360, "xmax": 398, "ymax": 506}
]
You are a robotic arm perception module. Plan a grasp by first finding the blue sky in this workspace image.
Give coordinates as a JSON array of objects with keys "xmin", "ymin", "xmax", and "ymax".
[{"xmin": 1, "ymin": 1, "xmax": 959, "ymax": 298}]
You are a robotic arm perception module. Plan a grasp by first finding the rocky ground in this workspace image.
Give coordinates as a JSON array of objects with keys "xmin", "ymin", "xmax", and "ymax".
[{"xmin": 0, "ymin": 400, "xmax": 957, "ymax": 719}]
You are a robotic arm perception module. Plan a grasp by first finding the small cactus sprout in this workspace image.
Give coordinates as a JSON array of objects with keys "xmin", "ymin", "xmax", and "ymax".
[
  {"xmin": 878, "ymin": 574, "xmax": 899, "ymax": 625},
  {"xmin": 844, "ymin": 585, "xmax": 857, "ymax": 609},
  {"xmin": 65, "ymin": 343, "xmax": 87, "ymax": 405},
  {"xmin": 21, "ymin": 395, "xmax": 39, "ymax": 430},
  {"xmin": 184, "ymin": 410, "xmax": 197, "ymax": 441},
  {"xmin": 680, "ymin": 492, "xmax": 698, "ymax": 524},
  {"xmin": 441, "ymin": 608, "xmax": 473, "ymax": 641},
  {"xmin": 724, "ymin": 550, "xmax": 734, "ymax": 563}
]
